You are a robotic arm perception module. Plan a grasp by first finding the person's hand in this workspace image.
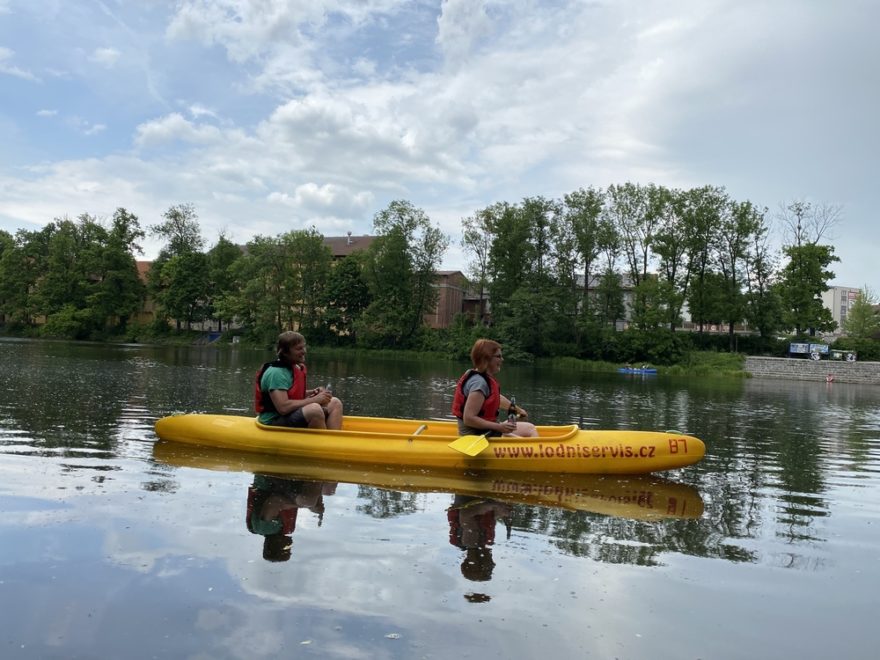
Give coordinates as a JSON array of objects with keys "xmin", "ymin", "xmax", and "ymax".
[
  {"xmin": 499, "ymin": 420, "xmax": 517, "ymax": 434},
  {"xmin": 314, "ymin": 389, "xmax": 332, "ymax": 405},
  {"xmin": 516, "ymin": 407, "xmax": 528, "ymax": 419}
]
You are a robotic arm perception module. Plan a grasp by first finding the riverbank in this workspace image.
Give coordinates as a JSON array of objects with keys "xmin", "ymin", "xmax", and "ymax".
[{"xmin": 744, "ymin": 356, "xmax": 880, "ymax": 385}]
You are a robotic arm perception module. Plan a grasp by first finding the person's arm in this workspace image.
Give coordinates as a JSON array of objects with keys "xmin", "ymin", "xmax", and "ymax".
[
  {"xmin": 269, "ymin": 388, "xmax": 331, "ymax": 415},
  {"xmin": 498, "ymin": 395, "xmax": 528, "ymax": 419},
  {"xmin": 462, "ymin": 390, "xmax": 515, "ymax": 434}
]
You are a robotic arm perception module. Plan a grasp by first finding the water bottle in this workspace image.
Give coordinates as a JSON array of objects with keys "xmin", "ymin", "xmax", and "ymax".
[{"xmin": 507, "ymin": 396, "xmax": 517, "ymax": 424}]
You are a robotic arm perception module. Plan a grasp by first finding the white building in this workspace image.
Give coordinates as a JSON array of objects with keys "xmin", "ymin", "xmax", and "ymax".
[{"xmin": 821, "ymin": 285, "xmax": 863, "ymax": 335}]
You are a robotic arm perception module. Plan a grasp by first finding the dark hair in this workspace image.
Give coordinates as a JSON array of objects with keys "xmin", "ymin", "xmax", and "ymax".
[{"xmin": 470, "ymin": 339, "xmax": 501, "ymax": 372}]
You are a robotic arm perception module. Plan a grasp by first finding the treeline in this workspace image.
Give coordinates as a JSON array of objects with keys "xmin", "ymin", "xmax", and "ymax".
[{"xmin": 1, "ymin": 185, "xmax": 877, "ymax": 363}]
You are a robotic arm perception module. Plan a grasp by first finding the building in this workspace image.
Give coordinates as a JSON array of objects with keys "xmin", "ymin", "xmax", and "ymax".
[
  {"xmin": 821, "ymin": 285, "xmax": 863, "ymax": 335},
  {"xmin": 424, "ymin": 271, "xmax": 468, "ymax": 329}
]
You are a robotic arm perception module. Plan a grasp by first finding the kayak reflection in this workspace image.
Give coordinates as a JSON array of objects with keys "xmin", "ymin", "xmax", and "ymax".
[
  {"xmin": 246, "ymin": 474, "xmax": 338, "ymax": 562},
  {"xmin": 153, "ymin": 441, "xmax": 704, "ymax": 521}
]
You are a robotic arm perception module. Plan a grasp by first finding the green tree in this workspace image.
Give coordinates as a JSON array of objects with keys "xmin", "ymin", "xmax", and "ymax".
[
  {"xmin": 652, "ymin": 187, "xmax": 690, "ymax": 331},
  {"xmin": 281, "ymin": 228, "xmax": 332, "ymax": 332},
  {"xmin": 322, "ymin": 252, "xmax": 371, "ymax": 343},
  {"xmin": 0, "ymin": 230, "xmax": 40, "ymax": 326},
  {"xmin": 682, "ymin": 186, "xmax": 726, "ymax": 333},
  {"xmin": 149, "ymin": 204, "xmax": 208, "ymax": 329},
  {"xmin": 843, "ymin": 288, "xmax": 879, "ymax": 339},
  {"xmin": 89, "ymin": 208, "xmax": 145, "ymax": 332},
  {"xmin": 485, "ymin": 201, "xmax": 531, "ymax": 306},
  {"xmin": 206, "ymin": 233, "xmax": 242, "ymax": 332},
  {"xmin": 743, "ymin": 208, "xmax": 782, "ymax": 339},
  {"xmin": 359, "ymin": 200, "xmax": 448, "ymax": 347},
  {"xmin": 776, "ymin": 200, "xmax": 841, "ymax": 336},
  {"xmin": 715, "ymin": 200, "xmax": 763, "ymax": 349},
  {"xmin": 156, "ymin": 251, "xmax": 210, "ymax": 330},
  {"xmin": 461, "ymin": 209, "xmax": 494, "ymax": 324}
]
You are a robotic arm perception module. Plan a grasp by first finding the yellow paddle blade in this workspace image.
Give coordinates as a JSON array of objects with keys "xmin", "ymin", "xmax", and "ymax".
[{"xmin": 447, "ymin": 433, "xmax": 490, "ymax": 456}]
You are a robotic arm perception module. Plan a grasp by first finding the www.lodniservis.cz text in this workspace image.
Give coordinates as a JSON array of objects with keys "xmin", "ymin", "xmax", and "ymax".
[{"xmin": 490, "ymin": 438, "xmax": 692, "ymax": 459}]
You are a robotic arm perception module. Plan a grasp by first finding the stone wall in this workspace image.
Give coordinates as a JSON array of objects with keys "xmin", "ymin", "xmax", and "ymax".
[{"xmin": 744, "ymin": 356, "xmax": 880, "ymax": 385}]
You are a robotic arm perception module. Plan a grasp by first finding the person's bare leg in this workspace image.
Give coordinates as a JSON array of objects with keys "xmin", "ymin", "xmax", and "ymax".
[
  {"xmin": 303, "ymin": 403, "xmax": 327, "ymax": 429},
  {"xmin": 325, "ymin": 398, "xmax": 343, "ymax": 430}
]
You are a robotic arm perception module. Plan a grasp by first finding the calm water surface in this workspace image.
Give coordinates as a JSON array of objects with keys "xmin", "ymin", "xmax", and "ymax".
[{"xmin": 1, "ymin": 338, "xmax": 878, "ymax": 659}]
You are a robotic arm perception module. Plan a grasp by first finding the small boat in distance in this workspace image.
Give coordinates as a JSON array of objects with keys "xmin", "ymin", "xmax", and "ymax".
[{"xmin": 618, "ymin": 366, "xmax": 658, "ymax": 375}]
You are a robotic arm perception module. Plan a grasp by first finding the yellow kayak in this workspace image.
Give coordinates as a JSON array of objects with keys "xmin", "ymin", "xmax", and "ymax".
[
  {"xmin": 154, "ymin": 414, "xmax": 705, "ymax": 475},
  {"xmin": 152, "ymin": 441, "xmax": 704, "ymax": 520}
]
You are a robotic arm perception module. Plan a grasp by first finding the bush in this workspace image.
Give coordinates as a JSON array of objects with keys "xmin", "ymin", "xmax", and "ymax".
[{"xmin": 831, "ymin": 337, "xmax": 880, "ymax": 361}]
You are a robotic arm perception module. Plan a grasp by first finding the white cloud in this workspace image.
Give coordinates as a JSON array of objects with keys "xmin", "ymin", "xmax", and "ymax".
[
  {"xmin": 268, "ymin": 182, "xmax": 374, "ymax": 217},
  {"xmin": 436, "ymin": 0, "xmax": 493, "ymax": 66},
  {"xmin": 36, "ymin": 109, "xmax": 58, "ymax": 117},
  {"xmin": 0, "ymin": 46, "xmax": 39, "ymax": 81},
  {"xmin": 166, "ymin": 0, "xmax": 323, "ymax": 63},
  {"xmin": 89, "ymin": 47, "xmax": 122, "ymax": 67},
  {"xmin": 134, "ymin": 113, "xmax": 223, "ymax": 147},
  {"xmin": 188, "ymin": 104, "xmax": 218, "ymax": 120}
]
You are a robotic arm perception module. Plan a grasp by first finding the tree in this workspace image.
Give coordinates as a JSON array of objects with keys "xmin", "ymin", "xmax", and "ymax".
[
  {"xmin": 715, "ymin": 200, "xmax": 763, "ymax": 349},
  {"xmin": 778, "ymin": 242, "xmax": 838, "ymax": 335},
  {"xmin": 743, "ymin": 210, "xmax": 782, "ymax": 339},
  {"xmin": 280, "ymin": 228, "xmax": 331, "ymax": 332},
  {"xmin": 652, "ymin": 187, "xmax": 690, "ymax": 331},
  {"xmin": 560, "ymin": 187, "xmax": 605, "ymax": 331},
  {"xmin": 156, "ymin": 251, "xmax": 210, "ymax": 330},
  {"xmin": 150, "ymin": 203, "xmax": 204, "ymax": 256},
  {"xmin": 461, "ymin": 210, "xmax": 494, "ymax": 324},
  {"xmin": 90, "ymin": 208, "xmax": 145, "ymax": 332},
  {"xmin": 206, "ymin": 233, "xmax": 243, "ymax": 332},
  {"xmin": 843, "ymin": 288, "xmax": 880, "ymax": 339},
  {"xmin": 148, "ymin": 204, "xmax": 208, "ymax": 329},
  {"xmin": 359, "ymin": 200, "xmax": 448, "ymax": 346},
  {"xmin": 0, "ymin": 230, "xmax": 42, "ymax": 326},
  {"xmin": 322, "ymin": 252, "xmax": 372, "ymax": 343},
  {"xmin": 682, "ymin": 186, "xmax": 726, "ymax": 333}
]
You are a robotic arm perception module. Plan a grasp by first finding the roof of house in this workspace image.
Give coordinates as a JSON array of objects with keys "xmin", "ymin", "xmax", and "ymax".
[{"xmin": 323, "ymin": 234, "xmax": 376, "ymax": 258}]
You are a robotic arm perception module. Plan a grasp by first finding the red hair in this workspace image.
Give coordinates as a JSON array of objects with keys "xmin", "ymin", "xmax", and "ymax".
[{"xmin": 470, "ymin": 339, "xmax": 501, "ymax": 372}]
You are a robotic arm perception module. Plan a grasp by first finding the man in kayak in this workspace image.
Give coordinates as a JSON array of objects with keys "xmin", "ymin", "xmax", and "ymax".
[
  {"xmin": 452, "ymin": 339, "xmax": 537, "ymax": 438},
  {"xmin": 255, "ymin": 330, "xmax": 343, "ymax": 429}
]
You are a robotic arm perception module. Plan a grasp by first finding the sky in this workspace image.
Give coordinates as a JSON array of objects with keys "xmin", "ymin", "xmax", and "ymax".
[{"xmin": 0, "ymin": 0, "xmax": 877, "ymax": 291}]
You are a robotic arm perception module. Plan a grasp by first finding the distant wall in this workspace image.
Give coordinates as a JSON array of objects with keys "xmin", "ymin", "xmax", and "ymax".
[{"xmin": 744, "ymin": 356, "xmax": 880, "ymax": 385}]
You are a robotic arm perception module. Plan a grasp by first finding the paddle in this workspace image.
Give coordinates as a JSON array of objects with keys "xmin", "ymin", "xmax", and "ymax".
[
  {"xmin": 448, "ymin": 432, "xmax": 490, "ymax": 457},
  {"xmin": 408, "ymin": 424, "xmax": 428, "ymax": 442}
]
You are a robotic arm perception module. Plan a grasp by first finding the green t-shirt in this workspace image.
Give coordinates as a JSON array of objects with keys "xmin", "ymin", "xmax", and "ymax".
[{"xmin": 259, "ymin": 366, "xmax": 293, "ymax": 423}]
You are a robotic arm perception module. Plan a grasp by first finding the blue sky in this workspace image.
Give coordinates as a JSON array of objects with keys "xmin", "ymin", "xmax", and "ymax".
[{"xmin": 1, "ymin": 0, "xmax": 877, "ymax": 291}]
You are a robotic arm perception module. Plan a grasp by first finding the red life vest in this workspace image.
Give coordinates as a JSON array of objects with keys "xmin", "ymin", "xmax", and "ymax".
[
  {"xmin": 447, "ymin": 506, "xmax": 496, "ymax": 549},
  {"xmin": 451, "ymin": 370, "xmax": 501, "ymax": 421},
  {"xmin": 254, "ymin": 360, "xmax": 307, "ymax": 414}
]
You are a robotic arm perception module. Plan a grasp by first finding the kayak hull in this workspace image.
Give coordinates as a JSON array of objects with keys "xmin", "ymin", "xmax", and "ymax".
[{"xmin": 154, "ymin": 414, "xmax": 705, "ymax": 475}]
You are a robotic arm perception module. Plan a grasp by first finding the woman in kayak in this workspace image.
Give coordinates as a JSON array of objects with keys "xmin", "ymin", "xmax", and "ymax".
[
  {"xmin": 451, "ymin": 339, "xmax": 537, "ymax": 438},
  {"xmin": 255, "ymin": 331, "xmax": 343, "ymax": 429}
]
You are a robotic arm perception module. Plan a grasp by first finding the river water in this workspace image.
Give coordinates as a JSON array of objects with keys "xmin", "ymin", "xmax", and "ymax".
[{"xmin": 1, "ymin": 338, "xmax": 878, "ymax": 659}]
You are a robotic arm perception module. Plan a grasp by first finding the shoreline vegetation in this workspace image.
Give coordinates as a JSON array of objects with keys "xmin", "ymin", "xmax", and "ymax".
[{"xmin": 0, "ymin": 329, "xmax": 749, "ymax": 378}]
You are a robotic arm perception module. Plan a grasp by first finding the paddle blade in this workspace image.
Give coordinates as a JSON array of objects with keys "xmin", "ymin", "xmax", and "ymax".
[{"xmin": 447, "ymin": 433, "xmax": 489, "ymax": 456}]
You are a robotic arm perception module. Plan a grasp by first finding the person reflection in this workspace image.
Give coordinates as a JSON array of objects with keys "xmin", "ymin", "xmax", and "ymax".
[
  {"xmin": 447, "ymin": 495, "xmax": 511, "ymax": 600},
  {"xmin": 246, "ymin": 474, "xmax": 337, "ymax": 562}
]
